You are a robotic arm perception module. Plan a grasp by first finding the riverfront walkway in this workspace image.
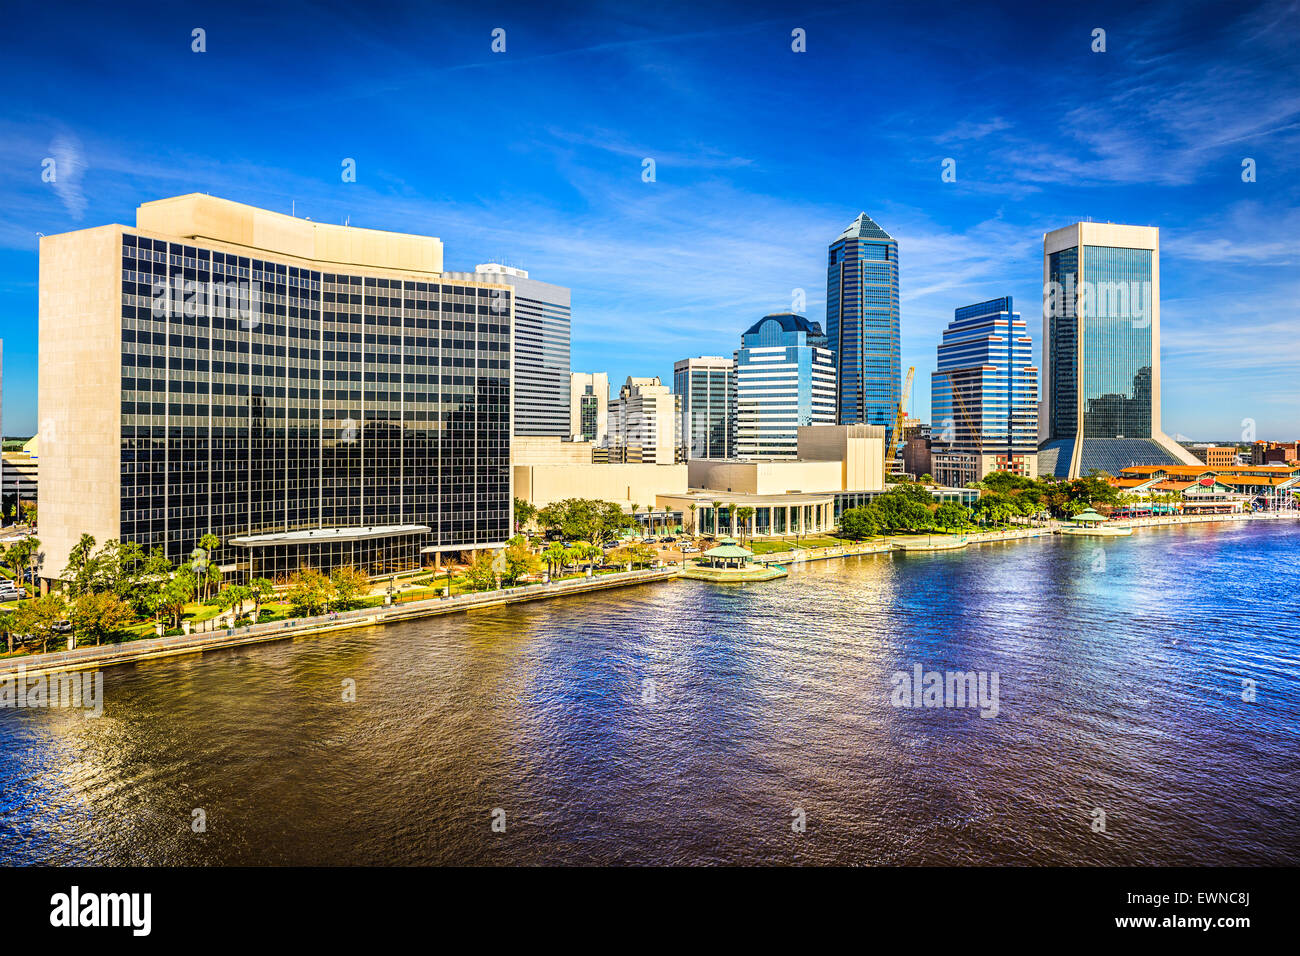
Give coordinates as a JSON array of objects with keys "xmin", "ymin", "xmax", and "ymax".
[{"xmin": 0, "ymin": 566, "xmax": 679, "ymax": 680}]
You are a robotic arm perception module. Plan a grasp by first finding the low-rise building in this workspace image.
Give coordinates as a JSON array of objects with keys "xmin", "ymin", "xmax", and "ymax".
[
  {"xmin": 1250, "ymin": 441, "xmax": 1300, "ymax": 465},
  {"xmin": 1187, "ymin": 444, "xmax": 1238, "ymax": 468},
  {"xmin": 1115, "ymin": 464, "xmax": 1300, "ymax": 511}
]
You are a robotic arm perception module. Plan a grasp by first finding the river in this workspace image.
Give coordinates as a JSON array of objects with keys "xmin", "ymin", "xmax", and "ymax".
[{"xmin": 2, "ymin": 519, "xmax": 1296, "ymax": 865}]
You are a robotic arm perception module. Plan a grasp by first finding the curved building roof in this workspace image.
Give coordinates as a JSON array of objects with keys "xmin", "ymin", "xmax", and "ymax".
[{"xmin": 743, "ymin": 312, "xmax": 824, "ymax": 337}]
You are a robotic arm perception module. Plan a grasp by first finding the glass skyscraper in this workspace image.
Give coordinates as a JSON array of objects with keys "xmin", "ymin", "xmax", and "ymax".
[
  {"xmin": 734, "ymin": 313, "xmax": 836, "ymax": 459},
  {"xmin": 673, "ymin": 356, "xmax": 735, "ymax": 460},
  {"xmin": 39, "ymin": 195, "xmax": 512, "ymax": 584},
  {"xmin": 826, "ymin": 212, "xmax": 900, "ymax": 440},
  {"xmin": 930, "ymin": 296, "xmax": 1038, "ymax": 486},
  {"xmin": 1038, "ymin": 222, "xmax": 1198, "ymax": 478}
]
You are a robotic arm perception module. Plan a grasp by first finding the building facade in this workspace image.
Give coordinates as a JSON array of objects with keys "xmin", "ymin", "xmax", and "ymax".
[
  {"xmin": 1250, "ymin": 440, "xmax": 1300, "ymax": 465},
  {"xmin": 1038, "ymin": 222, "xmax": 1198, "ymax": 478},
  {"xmin": 38, "ymin": 194, "xmax": 512, "ymax": 584},
  {"xmin": 734, "ymin": 313, "xmax": 836, "ymax": 459},
  {"xmin": 1187, "ymin": 445, "xmax": 1238, "ymax": 468},
  {"xmin": 605, "ymin": 376, "xmax": 682, "ymax": 464},
  {"xmin": 826, "ymin": 212, "xmax": 900, "ymax": 438},
  {"xmin": 453, "ymin": 264, "xmax": 570, "ymax": 438},
  {"xmin": 673, "ymin": 355, "xmax": 735, "ymax": 460},
  {"xmin": 930, "ymin": 296, "xmax": 1039, "ymax": 487},
  {"xmin": 569, "ymin": 372, "xmax": 609, "ymax": 444}
]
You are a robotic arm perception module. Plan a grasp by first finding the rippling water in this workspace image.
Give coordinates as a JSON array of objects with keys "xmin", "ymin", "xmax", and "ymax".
[{"xmin": 2, "ymin": 519, "xmax": 1297, "ymax": 865}]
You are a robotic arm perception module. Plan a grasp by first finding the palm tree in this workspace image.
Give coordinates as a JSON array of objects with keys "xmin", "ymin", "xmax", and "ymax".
[
  {"xmin": 688, "ymin": 502, "xmax": 697, "ymax": 535},
  {"xmin": 711, "ymin": 501, "xmax": 723, "ymax": 537},
  {"xmin": 630, "ymin": 503, "xmax": 640, "ymax": 538},
  {"xmin": 735, "ymin": 506, "xmax": 755, "ymax": 543},
  {"xmin": 542, "ymin": 542, "xmax": 567, "ymax": 578},
  {"xmin": 248, "ymin": 577, "xmax": 275, "ymax": 621}
]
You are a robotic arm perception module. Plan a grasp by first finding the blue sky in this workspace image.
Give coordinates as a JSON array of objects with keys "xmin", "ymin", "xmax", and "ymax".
[{"xmin": 2, "ymin": 0, "xmax": 1297, "ymax": 439}]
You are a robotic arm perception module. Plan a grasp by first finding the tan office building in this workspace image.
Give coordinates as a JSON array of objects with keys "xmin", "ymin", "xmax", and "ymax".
[{"xmin": 39, "ymin": 194, "xmax": 513, "ymax": 584}]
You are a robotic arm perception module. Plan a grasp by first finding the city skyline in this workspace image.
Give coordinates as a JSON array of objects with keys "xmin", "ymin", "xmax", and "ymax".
[{"xmin": 1, "ymin": 0, "xmax": 1297, "ymax": 441}]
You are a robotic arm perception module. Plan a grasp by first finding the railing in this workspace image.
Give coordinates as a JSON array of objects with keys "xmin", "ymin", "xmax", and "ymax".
[{"xmin": 0, "ymin": 566, "xmax": 679, "ymax": 678}]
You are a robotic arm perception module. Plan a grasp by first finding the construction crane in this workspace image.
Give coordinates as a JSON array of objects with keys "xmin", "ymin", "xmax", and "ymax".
[{"xmin": 892, "ymin": 366, "xmax": 915, "ymax": 453}]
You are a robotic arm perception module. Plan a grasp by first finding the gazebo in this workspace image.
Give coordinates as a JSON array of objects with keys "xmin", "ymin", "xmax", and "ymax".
[
  {"xmin": 700, "ymin": 537, "xmax": 754, "ymax": 569},
  {"xmin": 1070, "ymin": 508, "xmax": 1107, "ymax": 526}
]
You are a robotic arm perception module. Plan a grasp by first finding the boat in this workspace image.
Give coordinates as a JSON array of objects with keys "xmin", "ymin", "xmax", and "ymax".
[{"xmin": 1059, "ymin": 508, "xmax": 1133, "ymax": 536}]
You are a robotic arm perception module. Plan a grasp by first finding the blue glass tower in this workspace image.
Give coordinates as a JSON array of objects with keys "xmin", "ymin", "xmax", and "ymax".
[
  {"xmin": 826, "ymin": 212, "xmax": 900, "ymax": 440},
  {"xmin": 734, "ymin": 313, "xmax": 836, "ymax": 459},
  {"xmin": 930, "ymin": 296, "xmax": 1038, "ymax": 485}
]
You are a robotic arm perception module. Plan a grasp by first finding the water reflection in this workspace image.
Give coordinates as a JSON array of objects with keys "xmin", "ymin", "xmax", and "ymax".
[{"xmin": 1, "ymin": 521, "xmax": 1297, "ymax": 865}]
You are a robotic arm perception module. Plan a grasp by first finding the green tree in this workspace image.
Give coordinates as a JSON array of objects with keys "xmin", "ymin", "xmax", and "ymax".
[
  {"xmin": 542, "ymin": 542, "xmax": 568, "ymax": 577},
  {"xmin": 839, "ymin": 506, "xmax": 881, "ymax": 540},
  {"xmin": 934, "ymin": 502, "xmax": 971, "ymax": 531},
  {"xmin": 216, "ymin": 583, "xmax": 254, "ymax": 621},
  {"xmin": 286, "ymin": 568, "xmax": 334, "ymax": 616},
  {"xmin": 502, "ymin": 538, "xmax": 542, "ymax": 585},
  {"xmin": 0, "ymin": 610, "xmax": 15, "ymax": 654},
  {"xmin": 247, "ymin": 577, "xmax": 275, "ymax": 619},
  {"xmin": 10, "ymin": 593, "xmax": 68, "ymax": 653},
  {"xmin": 6, "ymin": 536, "xmax": 42, "ymax": 588},
  {"xmin": 883, "ymin": 479, "xmax": 933, "ymax": 506},
  {"xmin": 69, "ymin": 591, "xmax": 135, "ymax": 646},
  {"xmin": 535, "ymin": 498, "xmax": 635, "ymax": 545},
  {"xmin": 153, "ymin": 567, "xmax": 197, "ymax": 630},
  {"xmin": 62, "ymin": 533, "xmax": 98, "ymax": 596},
  {"xmin": 463, "ymin": 552, "xmax": 498, "ymax": 591},
  {"xmin": 329, "ymin": 567, "xmax": 369, "ymax": 610},
  {"xmin": 513, "ymin": 497, "xmax": 538, "ymax": 534},
  {"xmin": 570, "ymin": 541, "xmax": 602, "ymax": 572},
  {"xmin": 192, "ymin": 533, "xmax": 222, "ymax": 600},
  {"xmin": 609, "ymin": 543, "xmax": 656, "ymax": 569},
  {"xmin": 735, "ymin": 506, "xmax": 755, "ymax": 543}
]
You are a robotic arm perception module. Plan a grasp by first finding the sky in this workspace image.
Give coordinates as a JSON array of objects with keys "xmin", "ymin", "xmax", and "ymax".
[{"xmin": 1, "ymin": 0, "xmax": 1297, "ymax": 440}]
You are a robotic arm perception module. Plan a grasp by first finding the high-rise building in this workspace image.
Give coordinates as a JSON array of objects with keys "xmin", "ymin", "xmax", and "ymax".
[
  {"xmin": 450, "ymin": 264, "xmax": 569, "ymax": 438},
  {"xmin": 38, "ymin": 194, "xmax": 512, "ymax": 584},
  {"xmin": 734, "ymin": 313, "xmax": 836, "ymax": 459},
  {"xmin": 673, "ymin": 356, "xmax": 735, "ymax": 460},
  {"xmin": 1038, "ymin": 223, "xmax": 1199, "ymax": 478},
  {"xmin": 569, "ymin": 371, "xmax": 609, "ymax": 444},
  {"xmin": 826, "ymin": 212, "xmax": 900, "ymax": 439},
  {"xmin": 930, "ymin": 297, "xmax": 1039, "ymax": 487},
  {"xmin": 605, "ymin": 376, "xmax": 682, "ymax": 464}
]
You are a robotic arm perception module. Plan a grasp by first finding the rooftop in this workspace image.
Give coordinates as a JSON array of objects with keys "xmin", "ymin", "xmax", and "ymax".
[
  {"xmin": 835, "ymin": 212, "xmax": 894, "ymax": 242},
  {"xmin": 742, "ymin": 312, "xmax": 824, "ymax": 337},
  {"xmin": 228, "ymin": 524, "xmax": 430, "ymax": 547}
]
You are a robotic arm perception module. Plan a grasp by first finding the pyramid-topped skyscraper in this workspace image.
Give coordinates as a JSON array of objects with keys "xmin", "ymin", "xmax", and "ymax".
[{"xmin": 827, "ymin": 213, "xmax": 901, "ymax": 441}]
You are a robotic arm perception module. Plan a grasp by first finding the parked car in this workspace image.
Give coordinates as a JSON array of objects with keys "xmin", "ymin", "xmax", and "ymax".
[
  {"xmin": 52, "ymin": 620, "xmax": 74, "ymax": 635},
  {"xmin": 0, "ymin": 584, "xmax": 26, "ymax": 601},
  {"xmin": 661, "ymin": 536, "xmax": 677, "ymax": 543}
]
